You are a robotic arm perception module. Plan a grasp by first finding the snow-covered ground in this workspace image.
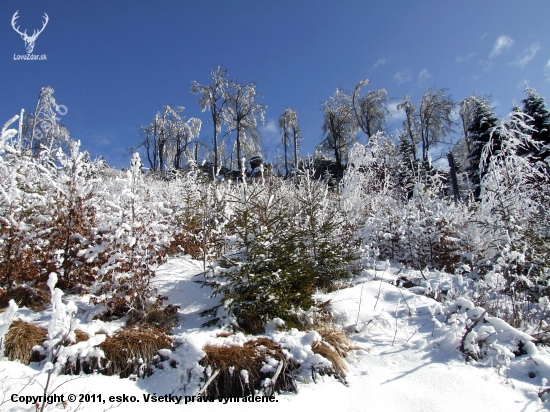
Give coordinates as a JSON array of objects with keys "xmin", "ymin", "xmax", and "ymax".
[{"xmin": 1, "ymin": 257, "xmax": 549, "ymax": 411}]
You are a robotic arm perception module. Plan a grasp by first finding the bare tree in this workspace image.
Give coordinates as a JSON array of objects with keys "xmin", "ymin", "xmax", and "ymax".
[
  {"xmin": 136, "ymin": 106, "xmax": 200, "ymax": 172},
  {"xmin": 278, "ymin": 108, "xmax": 301, "ymax": 176},
  {"xmin": 191, "ymin": 66, "xmax": 230, "ymax": 175},
  {"xmin": 22, "ymin": 86, "xmax": 70, "ymax": 156},
  {"xmin": 418, "ymin": 87, "xmax": 455, "ymax": 162},
  {"xmin": 171, "ymin": 117, "xmax": 202, "ymax": 170},
  {"xmin": 321, "ymin": 89, "xmax": 359, "ymax": 176},
  {"xmin": 137, "ymin": 123, "xmax": 157, "ymax": 171},
  {"xmin": 397, "ymin": 95, "xmax": 420, "ymax": 162},
  {"xmin": 352, "ymin": 79, "xmax": 390, "ymax": 142},
  {"xmin": 224, "ymin": 81, "xmax": 266, "ymax": 170}
]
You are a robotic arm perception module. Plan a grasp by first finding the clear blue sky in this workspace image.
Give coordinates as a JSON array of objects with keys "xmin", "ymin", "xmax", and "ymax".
[{"xmin": 1, "ymin": 0, "xmax": 549, "ymax": 168}]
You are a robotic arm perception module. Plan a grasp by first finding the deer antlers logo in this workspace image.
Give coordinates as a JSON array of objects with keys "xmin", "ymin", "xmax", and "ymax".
[{"xmin": 11, "ymin": 11, "xmax": 49, "ymax": 54}]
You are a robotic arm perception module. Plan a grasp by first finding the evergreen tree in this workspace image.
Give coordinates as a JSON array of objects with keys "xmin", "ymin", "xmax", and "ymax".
[
  {"xmin": 521, "ymin": 87, "xmax": 550, "ymax": 169},
  {"xmin": 200, "ymin": 183, "xmax": 317, "ymax": 332},
  {"xmin": 397, "ymin": 133, "xmax": 417, "ymax": 199},
  {"xmin": 465, "ymin": 98, "xmax": 500, "ymax": 201},
  {"xmin": 295, "ymin": 171, "xmax": 359, "ymax": 290}
]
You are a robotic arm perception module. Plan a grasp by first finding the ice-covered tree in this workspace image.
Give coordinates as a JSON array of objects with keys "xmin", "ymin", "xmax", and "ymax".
[
  {"xmin": 224, "ymin": 81, "xmax": 266, "ymax": 171},
  {"xmin": 278, "ymin": 108, "xmax": 301, "ymax": 176},
  {"xmin": 22, "ymin": 86, "xmax": 70, "ymax": 156},
  {"xmin": 476, "ymin": 111, "xmax": 550, "ymax": 303},
  {"xmin": 418, "ymin": 87, "xmax": 455, "ymax": 163},
  {"xmin": 191, "ymin": 66, "xmax": 230, "ymax": 175},
  {"xmin": 352, "ymin": 79, "xmax": 390, "ymax": 142},
  {"xmin": 397, "ymin": 95, "xmax": 420, "ymax": 163},
  {"xmin": 519, "ymin": 87, "xmax": 550, "ymax": 174},
  {"xmin": 320, "ymin": 89, "xmax": 359, "ymax": 177}
]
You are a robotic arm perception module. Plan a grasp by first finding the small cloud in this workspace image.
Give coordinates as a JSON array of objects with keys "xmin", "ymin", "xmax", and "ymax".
[
  {"xmin": 455, "ymin": 52, "xmax": 477, "ymax": 63},
  {"xmin": 418, "ymin": 69, "xmax": 432, "ymax": 82},
  {"xmin": 490, "ymin": 35, "xmax": 514, "ymax": 58},
  {"xmin": 545, "ymin": 60, "xmax": 550, "ymax": 81},
  {"xmin": 373, "ymin": 58, "xmax": 386, "ymax": 68},
  {"xmin": 480, "ymin": 32, "xmax": 488, "ymax": 41},
  {"xmin": 89, "ymin": 132, "xmax": 115, "ymax": 147},
  {"xmin": 394, "ymin": 70, "xmax": 412, "ymax": 84},
  {"xmin": 511, "ymin": 43, "xmax": 541, "ymax": 68},
  {"xmin": 259, "ymin": 120, "xmax": 279, "ymax": 144}
]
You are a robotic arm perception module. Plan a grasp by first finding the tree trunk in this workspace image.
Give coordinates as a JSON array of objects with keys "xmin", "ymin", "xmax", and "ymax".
[
  {"xmin": 284, "ymin": 131, "xmax": 288, "ymax": 177},
  {"xmin": 236, "ymin": 125, "xmax": 241, "ymax": 170},
  {"xmin": 293, "ymin": 129, "xmax": 298, "ymax": 171}
]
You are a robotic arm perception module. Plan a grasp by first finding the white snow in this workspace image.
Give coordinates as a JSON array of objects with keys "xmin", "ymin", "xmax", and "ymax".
[{"xmin": 1, "ymin": 257, "xmax": 549, "ymax": 411}]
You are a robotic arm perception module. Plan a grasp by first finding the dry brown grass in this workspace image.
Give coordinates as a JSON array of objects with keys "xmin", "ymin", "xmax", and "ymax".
[
  {"xmin": 311, "ymin": 342, "xmax": 348, "ymax": 380},
  {"xmin": 126, "ymin": 304, "xmax": 179, "ymax": 332},
  {"xmin": 72, "ymin": 329, "xmax": 90, "ymax": 344},
  {"xmin": 0, "ymin": 286, "xmax": 49, "ymax": 312},
  {"xmin": 98, "ymin": 326, "xmax": 173, "ymax": 378},
  {"xmin": 310, "ymin": 323, "xmax": 358, "ymax": 382},
  {"xmin": 4, "ymin": 320, "xmax": 47, "ymax": 364},
  {"xmin": 201, "ymin": 337, "xmax": 297, "ymax": 397},
  {"xmin": 315, "ymin": 324, "xmax": 357, "ymax": 358}
]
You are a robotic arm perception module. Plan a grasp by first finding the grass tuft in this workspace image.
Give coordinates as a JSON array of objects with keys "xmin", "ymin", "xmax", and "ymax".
[
  {"xmin": 4, "ymin": 320, "xmax": 47, "ymax": 364},
  {"xmin": 201, "ymin": 337, "xmax": 297, "ymax": 397},
  {"xmin": 0, "ymin": 286, "xmax": 49, "ymax": 312},
  {"xmin": 98, "ymin": 325, "xmax": 173, "ymax": 378}
]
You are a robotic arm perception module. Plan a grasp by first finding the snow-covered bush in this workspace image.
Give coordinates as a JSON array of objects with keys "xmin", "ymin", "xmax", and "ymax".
[
  {"xmin": 359, "ymin": 174, "xmax": 473, "ymax": 272},
  {"xmin": 474, "ymin": 113, "xmax": 550, "ymax": 317},
  {"xmin": 0, "ymin": 115, "xmax": 52, "ymax": 292},
  {"xmin": 164, "ymin": 171, "xmax": 231, "ymax": 268},
  {"xmin": 88, "ymin": 153, "xmax": 173, "ymax": 318},
  {"xmin": 35, "ymin": 142, "xmax": 101, "ymax": 290}
]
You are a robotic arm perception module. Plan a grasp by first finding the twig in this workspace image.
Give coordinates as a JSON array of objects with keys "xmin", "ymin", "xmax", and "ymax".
[
  {"xmin": 418, "ymin": 266, "xmax": 428, "ymax": 281},
  {"xmin": 392, "ymin": 298, "xmax": 400, "ymax": 346},
  {"xmin": 195, "ymin": 368, "xmax": 220, "ymax": 396},
  {"xmin": 355, "ymin": 283, "xmax": 364, "ymax": 330},
  {"xmin": 265, "ymin": 361, "xmax": 284, "ymax": 397},
  {"xmin": 406, "ymin": 320, "xmax": 431, "ymax": 343},
  {"xmin": 460, "ymin": 310, "xmax": 487, "ymax": 356},
  {"xmin": 373, "ymin": 271, "xmax": 385, "ymax": 311},
  {"xmin": 396, "ymin": 285, "xmax": 412, "ymax": 316}
]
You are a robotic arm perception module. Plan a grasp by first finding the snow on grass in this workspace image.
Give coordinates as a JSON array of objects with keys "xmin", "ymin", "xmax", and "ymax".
[{"xmin": 1, "ymin": 257, "xmax": 549, "ymax": 411}]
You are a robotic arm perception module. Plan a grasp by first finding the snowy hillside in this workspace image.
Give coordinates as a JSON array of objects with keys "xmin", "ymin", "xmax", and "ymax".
[
  {"xmin": 2, "ymin": 257, "xmax": 550, "ymax": 412},
  {"xmin": 1, "ymin": 90, "xmax": 550, "ymax": 412}
]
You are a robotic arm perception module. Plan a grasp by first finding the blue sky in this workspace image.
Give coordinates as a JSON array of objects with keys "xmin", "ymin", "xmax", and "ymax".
[{"xmin": 1, "ymin": 0, "xmax": 549, "ymax": 168}]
